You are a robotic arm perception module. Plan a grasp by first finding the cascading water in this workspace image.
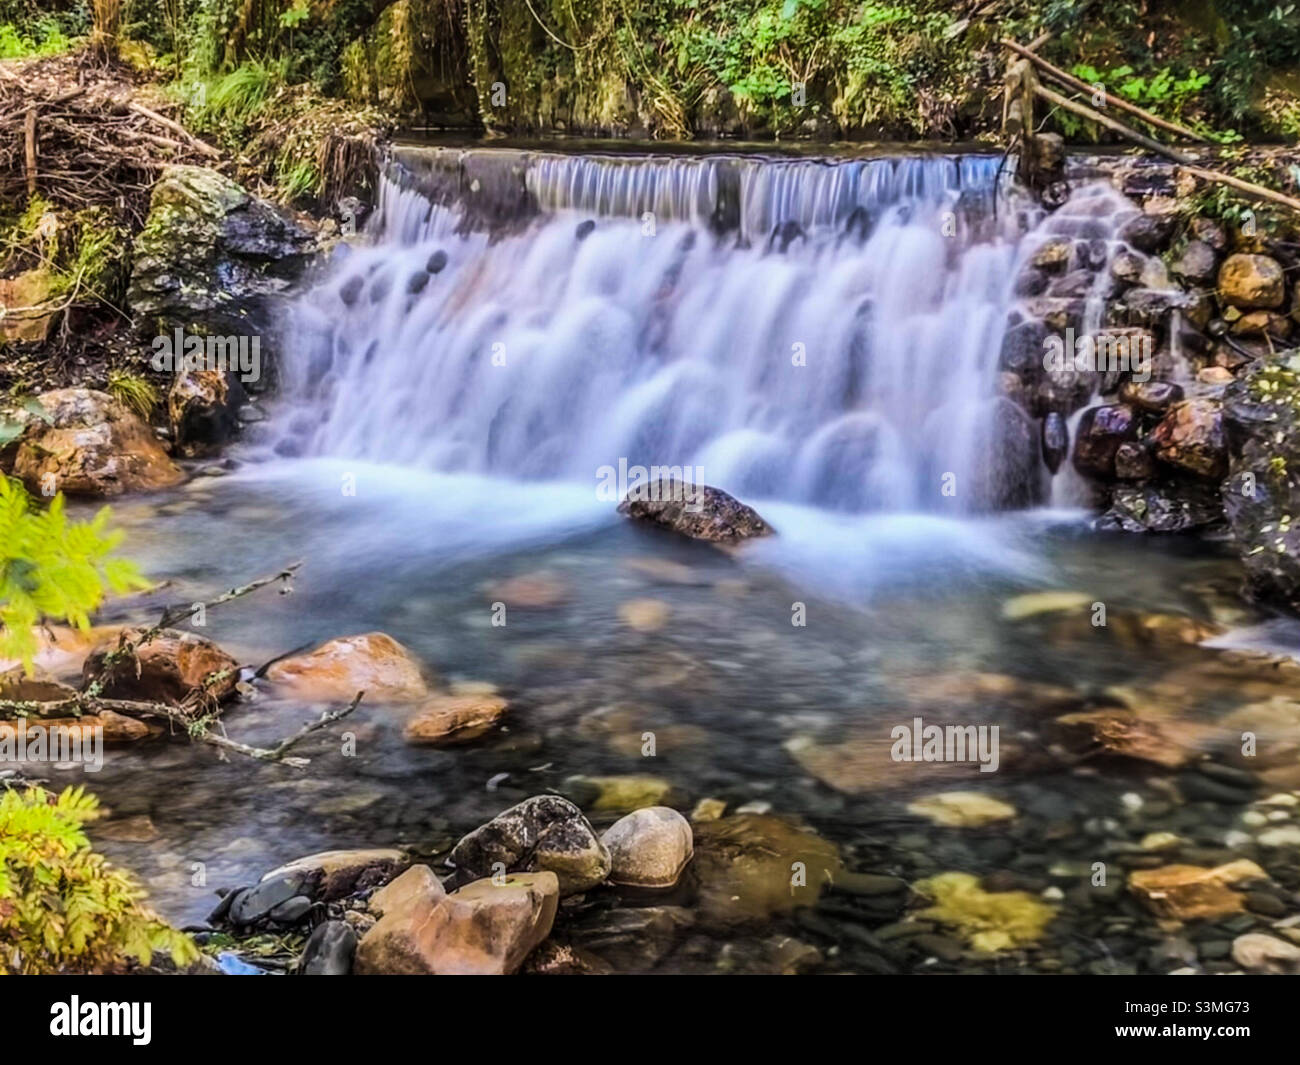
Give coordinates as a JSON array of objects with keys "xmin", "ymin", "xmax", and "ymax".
[{"xmin": 273, "ymin": 147, "xmax": 1053, "ymax": 514}]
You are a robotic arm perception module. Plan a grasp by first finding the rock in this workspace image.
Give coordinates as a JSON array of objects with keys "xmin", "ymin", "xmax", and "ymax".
[
  {"xmin": 368, "ymin": 864, "xmax": 445, "ymax": 917},
  {"xmin": 355, "ymin": 871, "xmax": 558, "ymax": 975},
  {"xmin": 906, "ymin": 791, "xmax": 1017, "ymax": 828},
  {"xmin": 450, "ymin": 795, "xmax": 610, "ymax": 895},
  {"xmin": 567, "ymin": 905, "xmax": 694, "ymax": 970},
  {"xmin": 0, "ymin": 269, "xmax": 57, "ymax": 342},
  {"xmin": 566, "ymin": 774, "xmax": 678, "ymax": 812},
  {"xmin": 1197, "ymin": 366, "xmax": 1235, "ymax": 386},
  {"xmin": 260, "ymin": 848, "xmax": 406, "ymax": 903},
  {"xmin": 912, "ymin": 872, "xmax": 1056, "ymax": 954},
  {"xmin": 168, "ymin": 368, "xmax": 244, "ymax": 457},
  {"xmin": 1099, "ymin": 482, "xmax": 1223, "ymax": 533},
  {"xmin": 1072, "ymin": 404, "xmax": 1138, "ymax": 480},
  {"xmin": 1040, "ymin": 412, "xmax": 1068, "ymax": 474},
  {"xmin": 1031, "ymin": 238, "xmax": 1072, "ymax": 273},
  {"xmin": 265, "ymin": 632, "xmax": 430, "ymax": 703},
  {"xmin": 93, "ymin": 815, "xmax": 159, "ymax": 842},
  {"xmin": 1231, "ymin": 310, "xmax": 1291, "ymax": 338},
  {"xmin": 1051, "ymin": 709, "xmax": 1211, "ymax": 768},
  {"xmin": 1151, "ymin": 399, "xmax": 1227, "ymax": 479},
  {"xmin": 269, "ymin": 895, "xmax": 313, "ymax": 924},
  {"xmin": 1128, "ymin": 860, "xmax": 1268, "ymax": 920},
  {"xmin": 692, "ymin": 814, "xmax": 842, "ymax": 923},
  {"xmin": 600, "ymin": 806, "xmax": 694, "ymax": 888},
  {"xmin": 522, "ymin": 940, "xmax": 615, "ymax": 975},
  {"xmin": 1223, "ymin": 356, "xmax": 1300, "ymax": 608},
  {"xmin": 964, "ymin": 397, "xmax": 1043, "ymax": 509},
  {"xmin": 403, "ymin": 693, "xmax": 507, "ymax": 746},
  {"xmin": 1118, "ymin": 287, "xmax": 1192, "ymax": 327},
  {"xmin": 1002, "ymin": 590, "xmax": 1092, "ymax": 620},
  {"xmin": 82, "ymin": 627, "xmax": 239, "ymax": 704},
  {"xmin": 1113, "ymin": 441, "xmax": 1156, "ymax": 481},
  {"xmin": 1120, "ymin": 211, "xmax": 1176, "ymax": 254},
  {"xmin": 691, "ymin": 798, "xmax": 727, "ymax": 822},
  {"xmin": 785, "ymin": 730, "xmax": 1013, "ymax": 794},
  {"xmin": 1230, "ymin": 932, "xmax": 1300, "ymax": 973},
  {"xmin": 4, "ymin": 389, "xmax": 182, "ymax": 497},
  {"xmin": 229, "ymin": 874, "xmax": 305, "ymax": 926},
  {"xmin": 128, "ymin": 165, "xmax": 317, "ymax": 334},
  {"xmin": 1172, "ymin": 240, "xmax": 1218, "ymax": 284},
  {"xmin": 1110, "ymin": 250, "xmax": 1146, "ymax": 286},
  {"xmin": 297, "ymin": 920, "xmax": 356, "ymax": 975},
  {"xmin": 1118, "ymin": 380, "xmax": 1184, "ymax": 413},
  {"xmin": 617, "ymin": 598, "xmax": 670, "ymax": 632},
  {"xmin": 483, "ymin": 572, "xmax": 569, "ymax": 609},
  {"xmin": 1257, "ymin": 824, "xmax": 1300, "ymax": 847},
  {"xmin": 618, "ymin": 479, "xmax": 774, "ymax": 543},
  {"xmin": 1218, "ymin": 253, "xmax": 1285, "ymax": 309}
]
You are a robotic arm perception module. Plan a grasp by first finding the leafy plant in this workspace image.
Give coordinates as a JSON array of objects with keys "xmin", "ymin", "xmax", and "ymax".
[
  {"xmin": 0, "ymin": 17, "xmax": 72, "ymax": 58},
  {"xmin": 0, "ymin": 476, "xmax": 147, "ymax": 674},
  {"xmin": 0, "ymin": 785, "xmax": 196, "ymax": 974}
]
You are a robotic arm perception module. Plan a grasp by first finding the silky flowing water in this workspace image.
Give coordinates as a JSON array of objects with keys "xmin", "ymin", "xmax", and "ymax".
[{"xmin": 38, "ymin": 146, "xmax": 1300, "ymax": 973}]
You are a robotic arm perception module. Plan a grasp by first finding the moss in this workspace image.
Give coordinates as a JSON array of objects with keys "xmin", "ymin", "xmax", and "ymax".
[{"xmin": 913, "ymin": 871, "xmax": 1057, "ymax": 954}]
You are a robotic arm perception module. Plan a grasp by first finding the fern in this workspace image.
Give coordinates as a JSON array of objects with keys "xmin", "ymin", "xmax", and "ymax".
[
  {"xmin": 0, "ymin": 786, "xmax": 197, "ymax": 974},
  {"xmin": 0, "ymin": 477, "xmax": 148, "ymax": 673}
]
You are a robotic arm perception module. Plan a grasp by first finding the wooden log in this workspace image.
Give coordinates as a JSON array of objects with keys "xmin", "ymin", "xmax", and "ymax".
[
  {"xmin": 128, "ymin": 101, "xmax": 221, "ymax": 159},
  {"xmin": 1033, "ymin": 83, "xmax": 1194, "ymax": 164},
  {"xmin": 1181, "ymin": 164, "xmax": 1300, "ymax": 215},
  {"xmin": 1003, "ymin": 38, "xmax": 1208, "ymax": 144}
]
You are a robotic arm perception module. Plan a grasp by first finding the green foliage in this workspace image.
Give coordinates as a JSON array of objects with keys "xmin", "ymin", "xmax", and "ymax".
[
  {"xmin": 190, "ymin": 56, "xmax": 287, "ymax": 132},
  {"xmin": 105, "ymin": 370, "xmax": 158, "ymax": 419},
  {"xmin": 0, "ymin": 16, "xmax": 73, "ymax": 57},
  {"xmin": 0, "ymin": 476, "xmax": 147, "ymax": 674},
  {"xmin": 0, "ymin": 785, "xmax": 196, "ymax": 974}
]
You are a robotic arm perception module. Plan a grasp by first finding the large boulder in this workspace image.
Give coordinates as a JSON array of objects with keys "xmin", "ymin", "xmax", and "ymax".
[
  {"xmin": 449, "ymin": 795, "xmax": 610, "ymax": 896},
  {"xmin": 618, "ymin": 479, "xmax": 774, "ymax": 543},
  {"xmin": 355, "ymin": 864, "xmax": 557, "ymax": 975},
  {"xmin": 1218, "ymin": 253, "xmax": 1285, "ymax": 310},
  {"xmin": 82, "ymin": 627, "xmax": 240, "ymax": 704},
  {"xmin": 128, "ymin": 165, "xmax": 317, "ymax": 334},
  {"xmin": 3, "ymin": 389, "xmax": 182, "ymax": 497}
]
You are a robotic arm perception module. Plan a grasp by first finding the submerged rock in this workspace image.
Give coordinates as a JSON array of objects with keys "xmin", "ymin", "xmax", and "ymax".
[
  {"xmin": 906, "ymin": 791, "xmax": 1016, "ymax": 828},
  {"xmin": 692, "ymin": 814, "xmax": 842, "ymax": 924},
  {"xmin": 617, "ymin": 479, "xmax": 774, "ymax": 543},
  {"xmin": 403, "ymin": 693, "xmax": 507, "ymax": 746},
  {"xmin": 1128, "ymin": 860, "xmax": 1267, "ymax": 920},
  {"xmin": 4, "ymin": 388, "xmax": 182, "ymax": 497},
  {"xmin": 265, "ymin": 632, "xmax": 430, "ymax": 703},
  {"xmin": 449, "ymin": 795, "xmax": 610, "ymax": 895}
]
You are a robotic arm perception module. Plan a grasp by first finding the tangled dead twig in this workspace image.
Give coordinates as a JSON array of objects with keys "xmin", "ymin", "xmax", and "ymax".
[
  {"xmin": 0, "ymin": 51, "xmax": 220, "ymax": 227},
  {"xmin": 0, "ymin": 560, "xmax": 364, "ymax": 766}
]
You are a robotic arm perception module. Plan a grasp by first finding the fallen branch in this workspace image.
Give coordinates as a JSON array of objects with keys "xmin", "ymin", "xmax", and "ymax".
[
  {"xmin": 1181, "ymin": 164, "xmax": 1300, "ymax": 215},
  {"xmin": 1003, "ymin": 38, "xmax": 1209, "ymax": 144},
  {"xmin": 127, "ymin": 101, "xmax": 221, "ymax": 159}
]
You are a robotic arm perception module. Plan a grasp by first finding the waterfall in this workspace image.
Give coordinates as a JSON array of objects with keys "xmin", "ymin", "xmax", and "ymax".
[{"xmin": 274, "ymin": 147, "xmax": 1055, "ymax": 513}]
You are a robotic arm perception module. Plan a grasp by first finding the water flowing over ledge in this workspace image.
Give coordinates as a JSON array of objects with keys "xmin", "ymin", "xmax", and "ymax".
[{"xmin": 272, "ymin": 146, "xmax": 1137, "ymax": 516}]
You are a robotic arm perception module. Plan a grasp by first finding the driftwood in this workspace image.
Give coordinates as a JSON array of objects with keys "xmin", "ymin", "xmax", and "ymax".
[{"xmin": 1, "ymin": 560, "xmax": 365, "ymax": 767}]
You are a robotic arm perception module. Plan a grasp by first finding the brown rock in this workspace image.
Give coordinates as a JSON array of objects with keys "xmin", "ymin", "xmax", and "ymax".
[
  {"xmin": 0, "ymin": 710, "xmax": 156, "ymax": 746},
  {"xmin": 1128, "ymin": 860, "xmax": 1268, "ymax": 920},
  {"xmin": 1118, "ymin": 379, "xmax": 1184, "ymax": 413},
  {"xmin": 82, "ymin": 627, "xmax": 240, "ymax": 704},
  {"xmin": 367, "ymin": 864, "xmax": 445, "ymax": 917},
  {"xmin": 600, "ymin": 806, "xmax": 694, "ymax": 888},
  {"xmin": 618, "ymin": 598, "xmax": 670, "ymax": 632},
  {"xmin": 483, "ymin": 572, "xmax": 569, "ymax": 609},
  {"xmin": 0, "ymin": 269, "xmax": 57, "ymax": 342},
  {"xmin": 403, "ymin": 693, "xmax": 507, "ymax": 746},
  {"xmin": 356, "ymin": 869, "xmax": 558, "ymax": 975},
  {"xmin": 1218, "ymin": 253, "xmax": 1285, "ymax": 309},
  {"xmin": 266, "ymin": 632, "xmax": 430, "ymax": 703},
  {"xmin": 8, "ymin": 389, "xmax": 182, "ymax": 497},
  {"xmin": 1151, "ymin": 399, "xmax": 1227, "ymax": 479},
  {"xmin": 1072, "ymin": 404, "xmax": 1139, "ymax": 480},
  {"xmin": 1051, "ymin": 708, "xmax": 1213, "ymax": 768},
  {"xmin": 168, "ymin": 367, "xmax": 243, "ymax": 457}
]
